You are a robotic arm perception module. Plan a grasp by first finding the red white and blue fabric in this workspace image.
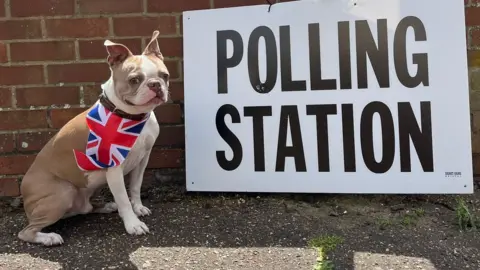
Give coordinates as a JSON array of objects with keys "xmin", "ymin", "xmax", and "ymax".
[{"xmin": 73, "ymin": 102, "xmax": 148, "ymax": 171}]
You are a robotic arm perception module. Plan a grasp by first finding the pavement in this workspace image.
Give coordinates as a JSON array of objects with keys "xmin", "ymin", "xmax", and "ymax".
[{"xmin": 1, "ymin": 180, "xmax": 480, "ymax": 270}]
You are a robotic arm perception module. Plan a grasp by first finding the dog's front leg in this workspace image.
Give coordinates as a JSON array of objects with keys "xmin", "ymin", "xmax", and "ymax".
[
  {"xmin": 106, "ymin": 166, "xmax": 149, "ymax": 235},
  {"xmin": 128, "ymin": 149, "xmax": 152, "ymax": 217}
]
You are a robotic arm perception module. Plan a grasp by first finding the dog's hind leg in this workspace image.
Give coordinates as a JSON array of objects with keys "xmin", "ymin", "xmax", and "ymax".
[{"xmin": 18, "ymin": 187, "xmax": 76, "ymax": 246}]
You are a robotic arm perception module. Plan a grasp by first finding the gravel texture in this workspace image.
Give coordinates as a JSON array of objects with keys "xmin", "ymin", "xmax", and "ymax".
[{"xmin": 1, "ymin": 182, "xmax": 480, "ymax": 270}]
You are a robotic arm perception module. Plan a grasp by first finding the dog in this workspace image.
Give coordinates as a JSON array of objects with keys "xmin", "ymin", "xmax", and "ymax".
[{"xmin": 17, "ymin": 30, "xmax": 170, "ymax": 246}]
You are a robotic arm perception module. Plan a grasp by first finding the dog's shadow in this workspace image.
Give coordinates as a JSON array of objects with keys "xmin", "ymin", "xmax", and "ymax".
[{"xmin": 2, "ymin": 179, "xmax": 480, "ymax": 270}]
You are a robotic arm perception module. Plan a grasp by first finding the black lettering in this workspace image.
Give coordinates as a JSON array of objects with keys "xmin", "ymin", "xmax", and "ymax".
[
  {"xmin": 342, "ymin": 104, "xmax": 356, "ymax": 172},
  {"xmin": 276, "ymin": 106, "xmax": 307, "ymax": 172},
  {"xmin": 308, "ymin": 23, "xmax": 337, "ymax": 90},
  {"xmin": 280, "ymin": 25, "xmax": 307, "ymax": 91},
  {"xmin": 216, "ymin": 30, "xmax": 243, "ymax": 94},
  {"xmin": 307, "ymin": 104, "xmax": 337, "ymax": 172},
  {"xmin": 248, "ymin": 26, "xmax": 278, "ymax": 94},
  {"xmin": 338, "ymin": 21, "xmax": 352, "ymax": 90},
  {"xmin": 216, "ymin": 104, "xmax": 243, "ymax": 171},
  {"xmin": 244, "ymin": 106, "xmax": 273, "ymax": 171},
  {"xmin": 360, "ymin": 102, "xmax": 395, "ymax": 173},
  {"xmin": 394, "ymin": 16, "xmax": 429, "ymax": 88},
  {"xmin": 356, "ymin": 19, "xmax": 390, "ymax": 89},
  {"xmin": 398, "ymin": 102, "xmax": 434, "ymax": 172}
]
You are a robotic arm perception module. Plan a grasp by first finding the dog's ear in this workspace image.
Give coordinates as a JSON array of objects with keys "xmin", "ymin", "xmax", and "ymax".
[
  {"xmin": 143, "ymin": 30, "xmax": 163, "ymax": 60},
  {"xmin": 104, "ymin": 40, "xmax": 133, "ymax": 67}
]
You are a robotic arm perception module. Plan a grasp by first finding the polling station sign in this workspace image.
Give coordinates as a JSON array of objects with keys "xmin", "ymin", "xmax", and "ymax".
[{"xmin": 182, "ymin": 0, "xmax": 473, "ymax": 193}]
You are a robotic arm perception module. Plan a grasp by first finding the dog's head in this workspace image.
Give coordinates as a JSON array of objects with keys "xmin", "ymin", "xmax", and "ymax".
[{"xmin": 103, "ymin": 30, "xmax": 169, "ymax": 114}]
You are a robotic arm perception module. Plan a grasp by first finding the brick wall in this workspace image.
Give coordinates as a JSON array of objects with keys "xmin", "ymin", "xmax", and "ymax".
[{"xmin": 0, "ymin": 0, "xmax": 478, "ymax": 196}]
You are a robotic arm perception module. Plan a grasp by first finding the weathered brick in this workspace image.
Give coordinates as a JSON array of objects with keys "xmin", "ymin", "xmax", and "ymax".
[
  {"xmin": 164, "ymin": 60, "xmax": 180, "ymax": 79},
  {"xmin": 0, "ymin": 43, "xmax": 7, "ymax": 63},
  {"xmin": 0, "ymin": 155, "xmax": 35, "ymax": 175},
  {"xmin": 11, "ymin": 0, "xmax": 75, "ymax": 17},
  {"xmin": 169, "ymin": 81, "xmax": 184, "ymax": 101},
  {"xmin": 113, "ymin": 16, "xmax": 177, "ymax": 36},
  {"xmin": 147, "ymin": 148, "xmax": 184, "ymax": 168},
  {"xmin": 48, "ymin": 63, "xmax": 109, "ymax": 84},
  {"xmin": 0, "ymin": 178, "xmax": 20, "ymax": 197},
  {"xmin": 0, "ymin": 133, "xmax": 15, "ymax": 153},
  {"xmin": 0, "ymin": 0, "xmax": 4, "ymax": 17},
  {"xmin": 0, "ymin": 66, "xmax": 44, "ymax": 85},
  {"xmin": 214, "ymin": 0, "xmax": 264, "ymax": 8},
  {"xmin": 0, "ymin": 88, "xmax": 12, "ymax": 108},
  {"xmin": 154, "ymin": 104, "xmax": 183, "ymax": 124},
  {"xmin": 471, "ymin": 68, "xmax": 480, "ymax": 91},
  {"xmin": 0, "ymin": 20, "xmax": 42, "ymax": 40},
  {"xmin": 466, "ymin": 7, "xmax": 480, "ymax": 26},
  {"xmin": 10, "ymin": 41, "xmax": 75, "ymax": 62},
  {"xmin": 78, "ymin": 0, "xmax": 142, "ymax": 14},
  {"xmin": 83, "ymin": 84, "xmax": 102, "ymax": 105},
  {"xmin": 473, "ymin": 154, "xmax": 480, "ymax": 175},
  {"xmin": 46, "ymin": 18, "xmax": 109, "ymax": 38},
  {"xmin": 79, "ymin": 39, "xmax": 142, "ymax": 60},
  {"xmin": 16, "ymin": 87, "xmax": 80, "ymax": 107},
  {"xmin": 471, "ymin": 92, "xmax": 480, "ymax": 110},
  {"xmin": 17, "ymin": 131, "xmax": 56, "ymax": 152},
  {"xmin": 0, "ymin": 110, "xmax": 47, "ymax": 130},
  {"xmin": 473, "ymin": 28, "xmax": 480, "ymax": 47},
  {"xmin": 157, "ymin": 37, "xmax": 183, "ymax": 57},
  {"xmin": 148, "ymin": 0, "xmax": 210, "ymax": 12},
  {"xmin": 49, "ymin": 108, "xmax": 87, "ymax": 128},
  {"xmin": 156, "ymin": 126, "xmax": 185, "ymax": 146}
]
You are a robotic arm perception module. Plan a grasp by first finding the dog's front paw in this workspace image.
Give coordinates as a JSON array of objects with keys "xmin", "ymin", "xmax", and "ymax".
[
  {"xmin": 133, "ymin": 204, "xmax": 151, "ymax": 217},
  {"xmin": 124, "ymin": 216, "xmax": 150, "ymax": 235},
  {"xmin": 35, "ymin": 232, "xmax": 64, "ymax": 246}
]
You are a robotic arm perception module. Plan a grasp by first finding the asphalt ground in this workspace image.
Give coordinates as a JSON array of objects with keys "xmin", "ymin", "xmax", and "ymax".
[{"xmin": 1, "ymin": 180, "xmax": 480, "ymax": 270}]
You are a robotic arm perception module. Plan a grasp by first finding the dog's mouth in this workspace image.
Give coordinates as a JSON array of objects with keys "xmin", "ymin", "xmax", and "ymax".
[{"xmin": 125, "ymin": 92, "xmax": 166, "ymax": 107}]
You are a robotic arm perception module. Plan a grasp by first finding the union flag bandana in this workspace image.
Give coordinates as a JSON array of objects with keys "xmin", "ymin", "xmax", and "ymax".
[{"xmin": 73, "ymin": 102, "xmax": 149, "ymax": 171}]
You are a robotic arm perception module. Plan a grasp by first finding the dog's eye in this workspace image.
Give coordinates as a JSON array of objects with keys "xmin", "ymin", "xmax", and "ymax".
[
  {"xmin": 129, "ymin": 77, "xmax": 141, "ymax": 85},
  {"xmin": 160, "ymin": 73, "xmax": 169, "ymax": 80}
]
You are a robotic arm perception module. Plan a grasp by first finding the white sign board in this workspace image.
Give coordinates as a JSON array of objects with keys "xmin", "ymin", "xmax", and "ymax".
[{"xmin": 182, "ymin": 0, "xmax": 473, "ymax": 193}]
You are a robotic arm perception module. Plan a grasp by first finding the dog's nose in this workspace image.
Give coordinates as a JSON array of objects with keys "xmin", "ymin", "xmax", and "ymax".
[{"xmin": 147, "ymin": 81, "xmax": 161, "ymax": 90}]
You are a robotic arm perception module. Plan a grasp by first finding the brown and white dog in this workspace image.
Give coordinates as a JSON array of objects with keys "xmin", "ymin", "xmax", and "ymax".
[{"xmin": 17, "ymin": 30, "xmax": 169, "ymax": 246}]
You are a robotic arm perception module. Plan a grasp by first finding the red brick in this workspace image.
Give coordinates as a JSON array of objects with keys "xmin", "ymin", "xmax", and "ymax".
[
  {"xmin": 148, "ymin": 0, "xmax": 210, "ymax": 12},
  {"xmin": 0, "ymin": 20, "xmax": 42, "ymax": 40},
  {"xmin": 79, "ymin": 39, "xmax": 142, "ymax": 60},
  {"xmin": 0, "ymin": 155, "xmax": 35, "ymax": 175},
  {"xmin": 49, "ymin": 108, "xmax": 87, "ymax": 128},
  {"xmin": 214, "ymin": 0, "xmax": 264, "ymax": 8},
  {"xmin": 0, "ymin": 66, "xmax": 44, "ymax": 85},
  {"xmin": 48, "ymin": 63, "xmax": 110, "ymax": 84},
  {"xmin": 147, "ymin": 148, "xmax": 184, "ymax": 168},
  {"xmin": 155, "ymin": 126, "xmax": 185, "ymax": 146},
  {"xmin": 466, "ymin": 7, "xmax": 480, "ymax": 26},
  {"xmin": 473, "ymin": 28, "xmax": 480, "ymax": 47},
  {"xmin": 79, "ymin": 0, "xmax": 142, "ymax": 14},
  {"xmin": 10, "ymin": 41, "xmax": 75, "ymax": 62},
  {"xmin": 0, "ymin": 43, "xmax": 7, "ymax": 63},
  {"xmin": 16, "ymin": 87, "xmax": 80, "ymax": 107},
  {"xmin": 164, "ymin": 60, "xmax": 180, "ymax": 79},
  {"xmin": 17, "ymin": 131, "xmax": 56, "ymax": 152},
  {"xmin": 154, "ymin": 104, "xmax": 182, "ymax": 124},
  {"xmin": 0, "ymin": 0, "xmax": 4, "ymax": 17},
  {"xmin": 113, "ymin": 16, "xmax": 177, "ymax": 37},
  {"xmin": 0, "ymin": 134, "xmax": 15, "ymax": 153},
  {"xmin": 158, "ymin": 37, "xmax": 183, "ymax": 57},
  {"xmin": 0, "ymin": 110, "xmax": 47, "ymax": 130},
  {"xmin": 11, "ymin": 0, "xmax": 74, "ymax": 17},
  {"xmin": 0, "ymin": 88, "xmax": 12, "ymax": 108},
  {"xmin": 83, "ymin": 84, "xmax": 102, "ymax": 105},
  {"xmin": 46, "ymin": 18, "xmax": 109, "ymax": 38},
  {"xmin": 168, "ymin": 81, "xmax": 183, "ymax": 101},
  {"xmin": 0, "ymin": 178, "xmax": 20, "ymax": 197}
]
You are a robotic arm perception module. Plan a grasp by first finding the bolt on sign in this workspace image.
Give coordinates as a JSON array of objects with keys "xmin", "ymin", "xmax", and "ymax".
[{"xmin": 182, "ymin": 0, "xmax": 473, "ymax": 193}]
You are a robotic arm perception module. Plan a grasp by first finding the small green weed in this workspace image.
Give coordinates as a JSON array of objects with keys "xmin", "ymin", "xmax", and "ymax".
[
  {"xmin": 308, "ymin": 235, "xmax": 344, "ymax": 270},
  {"xmin": 376, "ymin": 217, "xmax": 393, "ymax": 230},
  {"xmin": 455, "ymin": 197, "xmax": 477, "ymax": 231}
]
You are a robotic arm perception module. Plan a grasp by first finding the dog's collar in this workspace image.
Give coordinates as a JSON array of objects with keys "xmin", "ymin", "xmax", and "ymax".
[{"xmin": 98, "ymin": 93, "xmax": 148, "ymax": 121}]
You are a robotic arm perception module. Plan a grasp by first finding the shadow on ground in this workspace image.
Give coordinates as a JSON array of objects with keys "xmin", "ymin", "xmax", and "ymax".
[{"xmin": 1, "ymin": 179, "xmax": 480, "ymax": 270}]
